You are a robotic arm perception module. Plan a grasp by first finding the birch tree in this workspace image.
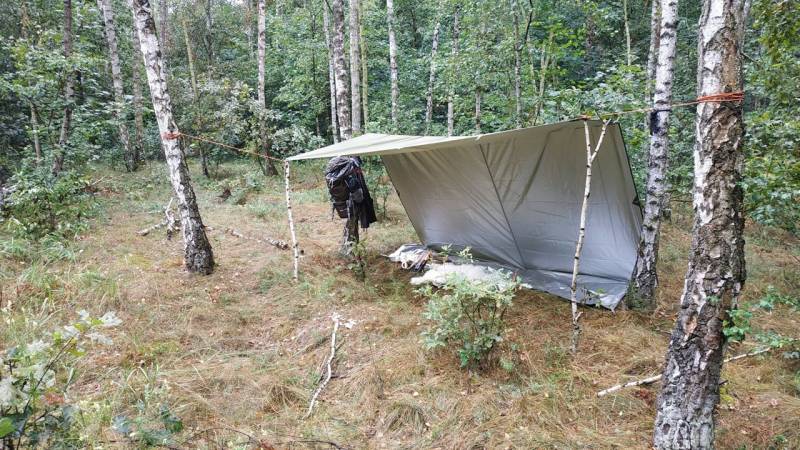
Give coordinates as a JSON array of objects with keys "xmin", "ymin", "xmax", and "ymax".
[
  {"xmin": 446, "ymin": 6, "xmax": 459, "ymax": 137},
  {"xmin": 322, "ymin": 0, "xmax": 339, "ymax": 142},
  {"xmin": 631, "ymin": 0, "xmax": 679, "ymax": 307},
  {"xmin": 97, "ymin": 0, "xmax": 136, "ymax": 172},
  {"xmin": 386, "ymin": 0, "xmax": 399, "ymax": 130},
  {"xmin": 131, "ymin": 26, "xmax": 146, "ymax": 163},
  {"xmin": 331, "ymin": 0, "xmax": 352, "ymax": 140},
  {"xmin": 646, "ymin": 0, "xmax": 661, "ymax": 100},
  {"xmin": 131, "ymin": 0, "xmax": 215, "ymax": 274},
  {"xmin": 359, "ymin": 0, "xmax": 368, "ymax": 128},
  {"xmin": 51, "ymin": 0, "xmax": 74, "ymax": 176},
  {"xmin": 349, "ymin": 0, "xmax": 362, "ymax": 135},
  {"xmin": 257, "ymin": 0, "xmax": 278, "ymax": 175},
  {"xmin": 424, "ymin": 14, "xmax": 441, "ymax": 135},
  {"xmin": 653, "ymin": 0, "xmax": 746, "ymax": 447}
]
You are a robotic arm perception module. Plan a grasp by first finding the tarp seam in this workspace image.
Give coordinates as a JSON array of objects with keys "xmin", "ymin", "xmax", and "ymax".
[{"xmin": 478, "ymin": 143, "xmax": 527, "ymax": 269}]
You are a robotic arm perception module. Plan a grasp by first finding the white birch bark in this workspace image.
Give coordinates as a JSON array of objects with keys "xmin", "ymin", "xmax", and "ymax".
[
  {"xmin": 131, "ymin": 25, "xmax": 145, "ymax": 163},
  {"xmin": 623, "ymin": 0, "xmax": 632, "ymax": 65},
  {"xmin": 386, "ymin": 0, "xmax": 399, "ymax": 130},
  {"xmin": 653, "ymin": 1, "xmax": 746, "ymax": 447},
  {"xmin": 646, "ymin": 0, "xmax": 661, "ymax": 102},
  {"xmin": 511, "ymin": 0, "xmax": 522, "ymax": 128},
  {"xmin": 349, "ymin": 0, "xmax": 362, "ymax": 135},
  {"xmin": 97, "ymin": 0, "xmax": 135, "ymax": 172},
  {"xmin": 474, "ymin": 87, "xmax": 481, "ymax": 134},
  {"xmin": 322, "ymin": 1, "xmax": 339, "ymax": 142},
  {"xmin": 131, "ymin": 0, "xmax": 215, "ymax": 274},
  {"xmin": 632, "ymin": 0, "xmax": 680, "ymax": 306},
  {"xmin": 359, "ymin": 0, "xmax": 368, "ymax": 128},
  {"xmin": 284, "ymin": 161, "xmax": 299, "ymax": 281},
  {"xmin": 446, "ymin": 6, "xmax": 460, "ymax": 137},
  {"xmin": 332, "ymin": 0, "xmax": 352, "ymax": 140},
  {"xmin": 257, "ymin": 0, "xmax": 278, "ymax": 174},
  {"xmin": 424, "ymin": 17, "xmax": 441, "ymax": 135},
  {"xmin": 570, "ymin": 120, "xmax": 610, "ymax": 354}
]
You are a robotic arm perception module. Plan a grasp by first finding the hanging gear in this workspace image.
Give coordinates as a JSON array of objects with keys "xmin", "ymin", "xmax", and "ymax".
[{"xmin": 324, "ymin": 156, "xmax": 377, "ymax": 229}]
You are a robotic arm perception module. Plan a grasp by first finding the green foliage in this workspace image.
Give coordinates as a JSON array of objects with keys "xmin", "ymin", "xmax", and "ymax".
[
  {"xmin": 2, "ymin": 166, "xmax": 94, "ymax": 239},
  {"xmin": 0, "ymin": 311, "xmax": 122, "ymax": 448},
  {"xmin": 420, "ymin": 269, "xmax": 519, "ymax": 370},
  {"xmin": 722, "ymin": 307, "xmax": 753, "ymax": 344},
  {"xmin": 111, "ymin": 404, "xmax": 184, "ymax": 447}
]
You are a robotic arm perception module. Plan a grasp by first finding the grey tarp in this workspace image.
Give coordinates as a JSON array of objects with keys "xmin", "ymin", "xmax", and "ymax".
[{"xmin": 289, "ymin": 120, "xmax": 642, "ymax": 309}]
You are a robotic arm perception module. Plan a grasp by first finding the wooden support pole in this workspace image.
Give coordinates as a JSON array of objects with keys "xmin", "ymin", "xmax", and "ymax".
[
  {"xmin": 570, "ymin": 119, "xmax": 611, "ymax": 355},
  {"xmin": 284, "ymin": 161, "xmax": 300, "ymax": 281}
]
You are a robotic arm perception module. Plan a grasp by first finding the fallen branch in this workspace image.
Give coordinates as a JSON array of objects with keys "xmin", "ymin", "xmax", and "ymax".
[
  {"xmin": 596, "ymin": 347, "xmax": 771, "ymax": 397},
  {"xmin": 304, "ymin": 314, "xmax": 341, "ymax": 419},
  {"xmin": 137, "ymin": 198, "xmax": 179, "ymax": 237},
  {"xmin": 137, "ymin": 220, "xmax": 168, "ymax": 236},
  {"xmin": 225, "ymin": 228, "xmax": 289, "ymax": 251}
]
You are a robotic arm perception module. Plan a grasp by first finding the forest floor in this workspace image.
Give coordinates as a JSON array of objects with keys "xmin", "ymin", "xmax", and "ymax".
[{"xmin": 2, "ymin": 160, "xmax": 799, "ymax": 449}]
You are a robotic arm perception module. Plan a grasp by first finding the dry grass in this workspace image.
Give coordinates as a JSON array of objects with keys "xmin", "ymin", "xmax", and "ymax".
[{"xmin": 1, "ymin": 160, "xmax": 798, "ymax": 449}]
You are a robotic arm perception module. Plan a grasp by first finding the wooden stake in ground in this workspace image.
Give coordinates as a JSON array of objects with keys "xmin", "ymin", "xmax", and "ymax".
[
  {"xmin": 305, "ymin": 314, "xmax": 341, "ymax": 419},
  {"xmin": 284, "ymin": 161, "xmax": 300, "ymax": 281},
  {"xmin": 570, "ymin": 119, "xmax": 611, "ymax": 354},
  {"xmin": 131, "ymin": 0, "xmax": 215, "ymax": 275}
]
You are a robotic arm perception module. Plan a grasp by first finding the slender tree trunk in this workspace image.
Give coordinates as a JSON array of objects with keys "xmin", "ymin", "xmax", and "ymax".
[
  {"xmin": 386, "ymin": 0, "xmax": 399, "ymax": 131},
  {"xmin": 30, "ymin": 107, "xmax": 42, "ymax": 163},
  {"xmin": 182, "ymin": 18, "xmax": 198, "ymax": 98},
  {"xmin": 424, "ymin": 16, "xmax": 441, "ymax": 135},
  {"xmin": 322, "ymin": 1, "xmax": 339, "ymax": 142},
  {"xmin": 132, "ymin": 0, "xmax": 215, "ymax": 275},
  {"xmin": 623, "ymin": 0, "xmax": 632, "ymax": 65},
  {"xmin": 331, "ymin": 0, "xmax": 351, "ymax": 140},
  {"xmin": 360, "ymin": 0, "xmax": 368, "ymax": 129},
  {"xmin": 204, "ymin": 0, "xmax": 213, "ymax": 67},
  {"xmin": 474, "ymin": 86, "xmax": 481, "ymax": 133},
  {"xmin": 131, "ymin": 25, "xmax": 145, "ymax": 163},
  {"xmin": 512, "ymin": 0, "xmax": 522, "ymax": 128},
  {"xmin": 257, "ymin": 0, "xmax": 278, "ymax": 175},
  {"xmin": 98, "ymin": 0, "xmax": 136, "ymax": 172},
  {"xmin": 446, "ymin": 6, "xmax": 459, "ymax": 137},
  {"xmin": 653, "ymin": 1, "xmax": 746, "ymax": 447},
  {"xmin": 631, "ymin": 0, "xmax": 680, "ymax": 307},
  {"xmin": 52, "ymin": 0, "xmax": 74, "ymax": 176},
  {"xmin": 349, "ymin": 0, "xmax": 362, "ymax": 135},
  {"xmin": 646, "ymin": 0, "xmax": 661, "ymax": 102},
  {"xmin": 570, "ymin": 120, "xmax": 610, "ymax": 354}
]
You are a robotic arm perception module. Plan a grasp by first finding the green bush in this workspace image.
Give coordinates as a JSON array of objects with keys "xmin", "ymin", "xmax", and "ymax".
[
  {"xmin": 419, "ymin": 271, "xmax": 519, "ymax": 370},
  {"xmin": 2, "ymin": 167, "xmax": 94, "ymax": 239},
  {"xmin": 0, "ymin": 311, "xmax": 122, "ymax": 448}
]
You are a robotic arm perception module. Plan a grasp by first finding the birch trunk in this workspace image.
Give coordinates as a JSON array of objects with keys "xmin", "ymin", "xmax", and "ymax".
[
  {"xmin": 424, "ymin": 17, "xmax": 441, "ymax": 135},
  {"xmin": 359, "ymin": 0, "xmax": 368, "ymax": 128},
  {"xmin": 131, "ymin": 26, "xmax": 145, "ymax": 162},
  {"xmin": 653, "ymin": 1, "xmax": 746, "ymax": 447},
  {"xmin": 446, "ymin": 6, "xmax": 460, "ymax": 137},
  {"xmin": 331, "ymin": 0, "xmax": 352, "ymax": 140},
  {"xmin": 284, "ymin": 161, "xmax": 299, "ymax": 280},
  {"xmin": 623, "ymin": 0, "xmax": 632, "ymax": 65},
  {"xmin": 570, "ymin": 120, "xmax": 610, "ymax": 354},
  {"xmin": 182, "ymin": 17, "xmax": 198, "ymax": 98},
  {"xmin": 158, "ymin": 0, "xmax": 168, "ymax": 52},
  {"xmin": 349, "ymin": 0, "xmax": 362, "ymax": 135},
  {"xmin": 98, "ymin": 0, "xmax": 136, "ymax": 172},
  {"xmin": 631, "ymin": 0, "xmax": 679, "ymax": 307},
  {"xmin": 646, "ymin": 0, "xmax": 661, "ymax": 102},
  {"xmin": 132, "ymin": 0, "xmax": 215, "ymax": 275},
  {"xmin": 322, "ymin": 1, "xmax": 339, "ymax": 142},
  {"xmin": 386, "ymin": 0, "xmax": 399, "ymax": 130},
  {"xmin": 257, "ymin": 0, "xmax": 278, "ymax": 175},
  {"xmin": 474, "ymin": 86, "xmax": 481, "ymax": 133},
  {"xmin": 52, "ymin": 0, "xmax": 74, "ymax": 176},
  {"xmin": 31, "ymin": 107, "xmax": 42, "ymax": 163}
]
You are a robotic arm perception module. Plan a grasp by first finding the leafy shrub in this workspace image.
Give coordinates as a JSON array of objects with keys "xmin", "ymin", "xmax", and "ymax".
[
  {"xmin": 419, "ymin": 270, "xmax": 519, "ymax": 370},
  {"xmin": 0, "ymin": 311, "xmax": 121, "ymax": 448},
  {"xmin": 2, "ymin": 166, "xmax": 94, "ymax": 239}
]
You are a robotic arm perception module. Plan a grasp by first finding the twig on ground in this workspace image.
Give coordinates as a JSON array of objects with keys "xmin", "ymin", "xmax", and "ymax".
[
  {"xmin": 596, "ymin": 347, "xmax": 771, "ymax": 397},
  {"xmin": 226, "ymin": 228, "xmax": 290, "ymax": 251},
  {"xmin": 304, "ymin": 314, "xmax": 341, "ymax": 419},
  {"xmin": 137, "ymin": 198, "xmax": 179, "ymax": 238}
]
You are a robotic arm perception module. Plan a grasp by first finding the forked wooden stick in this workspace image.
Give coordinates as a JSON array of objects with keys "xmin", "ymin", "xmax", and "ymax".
[{"xmin": 304, "ymin": 314, "xmax": 341, "ymax": 419}]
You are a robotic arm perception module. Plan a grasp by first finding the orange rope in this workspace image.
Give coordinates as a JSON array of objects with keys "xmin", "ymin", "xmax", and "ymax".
[
  {"xmin": 161, "ymin": 131, "xmax": 285, "ymax": 162},
  {"xmin": 160, "ymin": 91, "xmax": 744, "ymax": 154},
  {"xmin": 587, "ymin": 91, "xmax": 744, "ymax": 120}
]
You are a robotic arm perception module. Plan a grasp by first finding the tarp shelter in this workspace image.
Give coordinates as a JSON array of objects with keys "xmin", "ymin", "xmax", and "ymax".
[{"xmin": 288, "ymin": 120, "xmax": 642, "ymax": 309}]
